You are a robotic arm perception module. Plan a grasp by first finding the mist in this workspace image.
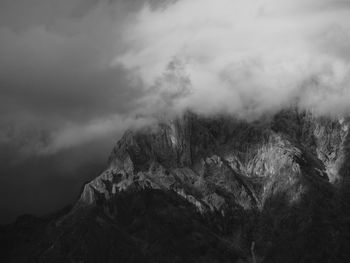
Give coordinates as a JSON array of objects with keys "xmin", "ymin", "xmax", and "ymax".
[
  {"xmin": 1, "ymin": 0, "xmax": 350, "ymax": 153},
  {"xmin": 0, "ymin": 0, "xmax": 350, "ymax": 223},
  {"xmin": 114, "ymin": 0, "xmax": 350, "ymax": 118}
]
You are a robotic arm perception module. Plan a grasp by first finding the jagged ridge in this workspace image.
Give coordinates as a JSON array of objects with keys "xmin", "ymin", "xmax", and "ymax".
[{"xmin": 1, "ymin": 109, "xmax": 350, "ymax": 263}]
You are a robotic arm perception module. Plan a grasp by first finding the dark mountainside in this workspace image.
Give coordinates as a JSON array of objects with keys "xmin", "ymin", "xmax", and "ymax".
[{"xmin": 1, "ymin": 108, "xmax": 350, "ymax": 263}]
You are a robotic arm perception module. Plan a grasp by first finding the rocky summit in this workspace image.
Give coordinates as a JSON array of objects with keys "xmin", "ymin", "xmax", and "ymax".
[{"xmin": 1, "ymin": 108, "xmax": 350, "ymax": 263}]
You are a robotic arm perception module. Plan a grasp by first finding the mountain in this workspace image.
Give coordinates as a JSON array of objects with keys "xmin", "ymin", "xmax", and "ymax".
[{"xmin": 1, "ymin": 108, "xmax": 350, "ymax": 263}]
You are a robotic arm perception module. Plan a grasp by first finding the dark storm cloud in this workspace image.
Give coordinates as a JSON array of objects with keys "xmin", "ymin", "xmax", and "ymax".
[
  {"xmin": 0, "ymin": 0, "xmax": 161, "ymax": 154},
  {"xmin": 0, "ymin": 137, "xmax": 109, "ymax": 223},
  {"xmin": 0, "ymin": 0, "xmax": 168, "ymax": 223},
  {"xmin": 1, "ymin": 1, "xmax": 349, "ymax": 150}
]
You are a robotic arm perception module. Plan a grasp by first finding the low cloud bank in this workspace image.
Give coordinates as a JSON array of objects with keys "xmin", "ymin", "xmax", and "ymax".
[
  {"xmin": 1, "ymin": 0, "xmax": 350, "ymax": 223},
  {"xmin": 114, "ymin": 0, "xmax": 350, "ymax": 119},
  {"xmin": 1, "ymin": 0, "xmax": 350, "ymax": 154}
]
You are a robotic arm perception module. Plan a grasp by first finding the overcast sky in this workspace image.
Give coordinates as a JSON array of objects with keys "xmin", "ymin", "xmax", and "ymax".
[{"xmin": 0, "ymin": 0, "xmax": 350, "ymax": 223}]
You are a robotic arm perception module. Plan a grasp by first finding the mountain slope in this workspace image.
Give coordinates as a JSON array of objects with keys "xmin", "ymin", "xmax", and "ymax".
[{"xmin": 1, "ymin": 109, "xmax": 349, "ymax": 263}]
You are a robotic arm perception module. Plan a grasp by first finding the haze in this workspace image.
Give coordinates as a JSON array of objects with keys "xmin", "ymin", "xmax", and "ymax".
[{"xmin": 0, "ymin": 0, "xmax": 349, "ymax": 223}]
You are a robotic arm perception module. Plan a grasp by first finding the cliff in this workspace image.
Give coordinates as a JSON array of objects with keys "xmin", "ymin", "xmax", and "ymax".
[{"xmin": 1, "ymin": 109, "xmax": 349, "ymax": 263}]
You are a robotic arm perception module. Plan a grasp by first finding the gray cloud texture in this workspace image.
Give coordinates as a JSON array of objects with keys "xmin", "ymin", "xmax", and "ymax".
[
  {"xmin": 1, "ymin": 0, "xmax": 350, "ymax": 154},
  {"xmin": 114, "ymin": 0, "xmax": 350, "ymax": 118},
  {"xmin": 0, "ymin": 0, "xmax": 161, "ymax": 222},
  {"xmin": 1, "ymin": 0, "xmax": 350, "ymax": 223},
  {"xmin": 0, "ymin": 0, "xmax": 153, "ymax": 153}
]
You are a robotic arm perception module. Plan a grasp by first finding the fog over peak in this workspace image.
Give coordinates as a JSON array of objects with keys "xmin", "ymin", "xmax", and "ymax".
[
  {"xmin": 1, "ymin": 0, "xmax": 350, "ymax": 154},
  {"xmin": 114, "ymin": 0, "xmax": 350, "ymax": 118},
  {"xmin": 0, "ymin": 0, "xmax": 350, "ymax": 222}
]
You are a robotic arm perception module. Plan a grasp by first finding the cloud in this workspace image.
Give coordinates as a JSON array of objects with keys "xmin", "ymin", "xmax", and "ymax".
[
  {"xmin": 1, "ymin": 0, "xmax": 350, "ymax": 223},
  {"xmin": 43, "ymin": 114, "xmax": 156, "ymax": 154},
  {"xmin": 1, "ymin": 0, "xmax": 350, "ymax": 155},
  {"xmin": 113, "ymin": 0, "xmax": 350, "ymax": 118},
  {"xmin": 0, "ymin": 0, "xmax": 147, "ymax": 154},
  {"xmin": 0, "ymin": 0, "xmax": 177, "ymax": 222}
]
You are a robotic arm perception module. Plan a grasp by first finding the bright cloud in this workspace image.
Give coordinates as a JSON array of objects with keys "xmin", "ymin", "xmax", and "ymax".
[{"xmin": 113, "ymin": 0, "xmax": 350, "ymax": 117}]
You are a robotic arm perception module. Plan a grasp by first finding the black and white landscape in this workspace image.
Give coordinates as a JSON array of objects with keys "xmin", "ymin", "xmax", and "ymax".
[{"xmin": 0, "ymin": 1, "xmax": 350, "ymax": 262}]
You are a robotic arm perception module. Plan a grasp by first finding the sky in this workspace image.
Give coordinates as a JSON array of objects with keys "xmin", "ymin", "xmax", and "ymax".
[{"xmin": 0, "ymin": 0, "xmax": 350, "ymax": 223}]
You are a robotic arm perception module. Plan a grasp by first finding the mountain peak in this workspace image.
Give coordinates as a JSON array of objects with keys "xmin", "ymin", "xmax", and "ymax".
[{"xmin": 2, "ymin": 109, "xmax": 350, "ymax": 263}]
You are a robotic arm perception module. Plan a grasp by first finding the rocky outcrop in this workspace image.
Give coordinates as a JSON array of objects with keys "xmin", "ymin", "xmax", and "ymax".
[
  {"xmin": 2, "ymin": 109, "xmax": 350, "ymax": 263},
  {"xmin": 79, "ymin": 109, "xmax": 347, "ymax": 211}
]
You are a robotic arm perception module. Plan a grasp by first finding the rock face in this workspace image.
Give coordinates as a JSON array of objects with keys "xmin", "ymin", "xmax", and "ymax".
[{"xmin": 1, "ymin": 109, "xmax": 350, "ymax": 263}]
